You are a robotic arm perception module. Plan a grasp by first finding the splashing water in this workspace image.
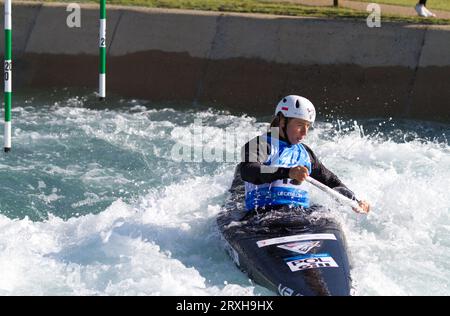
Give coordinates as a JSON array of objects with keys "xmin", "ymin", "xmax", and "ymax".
[{"xmin": 0, "ymin": 91, "xmax": 448, "ymax": 295}]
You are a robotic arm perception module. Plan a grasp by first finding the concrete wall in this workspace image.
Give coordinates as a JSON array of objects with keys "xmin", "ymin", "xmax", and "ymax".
[{"xmin": 1, "ymin": 2, "xmax": 449, "ymax": 121}]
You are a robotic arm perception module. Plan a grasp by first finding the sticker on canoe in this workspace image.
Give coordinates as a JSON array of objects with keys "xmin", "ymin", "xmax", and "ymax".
[
  {"xmin": 277, "ymin": 241, "xmax": 321, "ymax": 254},
  {"xmin": 256, "ymin": 233, "xmax": 336, "ymax": 248},
  {"xmin": 285, "ymin": 253, "xmax": 339, "ymax": 272}
]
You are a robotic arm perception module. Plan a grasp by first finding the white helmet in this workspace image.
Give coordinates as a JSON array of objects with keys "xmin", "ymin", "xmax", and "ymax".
[{"xmin": 275, "ymin": 95, "xmax": 316, "ymax": 124}]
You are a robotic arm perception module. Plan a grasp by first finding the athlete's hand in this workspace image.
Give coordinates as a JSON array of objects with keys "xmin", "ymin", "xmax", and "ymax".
[
  {"xmin": 288, "ymin": 166, "xmax": 309, "ymax": 183},
  {"xmin": 353, "ymin": 200, "xmax": 371, "ymax": 214}
]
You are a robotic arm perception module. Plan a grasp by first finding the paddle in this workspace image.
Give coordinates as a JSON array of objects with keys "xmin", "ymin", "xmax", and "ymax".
[{"xmin": 305, "ymin": 176, "xmax": 367, "ymax": 214}]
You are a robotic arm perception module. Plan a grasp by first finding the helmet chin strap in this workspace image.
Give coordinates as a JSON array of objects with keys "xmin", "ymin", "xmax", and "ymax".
[{"xmin": 282, "ymin": 117, "xmax": 291, "ymax": 145}]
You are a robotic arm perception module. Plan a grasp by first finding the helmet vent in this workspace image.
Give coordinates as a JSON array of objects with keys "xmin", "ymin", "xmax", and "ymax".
[
  {"xmin": 295, "ymin": 100, "xmax": 300, "ymax": 108},
  {"xmin": 283, "ymin": 98, "xmax": 287, "ymax": 103}
]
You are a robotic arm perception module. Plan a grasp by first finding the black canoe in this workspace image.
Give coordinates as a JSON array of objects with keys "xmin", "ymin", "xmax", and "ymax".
[{"xmin": 217, "ymin": 166, "xmax": 353, "ymax": 296}]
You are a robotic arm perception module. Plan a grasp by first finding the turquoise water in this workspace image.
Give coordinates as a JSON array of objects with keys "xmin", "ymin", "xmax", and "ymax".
[{"xmin": 0, "ymin": 90, "xmax": 449, "ymax": 295}]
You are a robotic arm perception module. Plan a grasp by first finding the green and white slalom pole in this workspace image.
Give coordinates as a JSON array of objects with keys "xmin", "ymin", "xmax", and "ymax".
[
  {"xmin": 99, "ymin": 0, "xmax": 106, "ymax": 101},
  {"xmin": 4, "ymin": 0, "xmax": 12, "ymax": 152}
]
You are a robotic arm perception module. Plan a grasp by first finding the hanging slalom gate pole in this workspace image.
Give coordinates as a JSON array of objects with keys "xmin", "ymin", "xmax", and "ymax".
[
  {"xmin": 99, "ymin": 0, "xmax": 106, "ymax": 101},
  {"xmin": 3, "ymin": 1, "xmax": 106, "ymax": 152},
  {"xmin": 4, "ymin": 0, "xmax": 12, "ymax": 152}
]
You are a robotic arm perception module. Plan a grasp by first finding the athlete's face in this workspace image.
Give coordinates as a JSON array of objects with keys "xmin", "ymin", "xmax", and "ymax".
[{"xmin": 283, "ymin": 118, "xmax": 310, "ymax": 144}]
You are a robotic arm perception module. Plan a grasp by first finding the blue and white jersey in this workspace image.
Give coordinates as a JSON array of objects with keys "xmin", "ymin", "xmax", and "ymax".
[{"xmin": 244, "ymin": 136, "xmax": 312, "ymax": 211}]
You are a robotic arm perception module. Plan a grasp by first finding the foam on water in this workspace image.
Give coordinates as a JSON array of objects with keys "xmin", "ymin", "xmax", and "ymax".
[
  {"xmin": 0, "ymin": 92, "xmax": 448, "ymax": 295},
  {"xmin": 0, "ymin": 170, "xmax": 259, "ymax": 295}
]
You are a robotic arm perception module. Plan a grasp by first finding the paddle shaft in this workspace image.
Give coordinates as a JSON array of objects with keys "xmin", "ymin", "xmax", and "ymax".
[{"xmin": 305, "ymin": 177, "xmax": 365, "ymax": 213}]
